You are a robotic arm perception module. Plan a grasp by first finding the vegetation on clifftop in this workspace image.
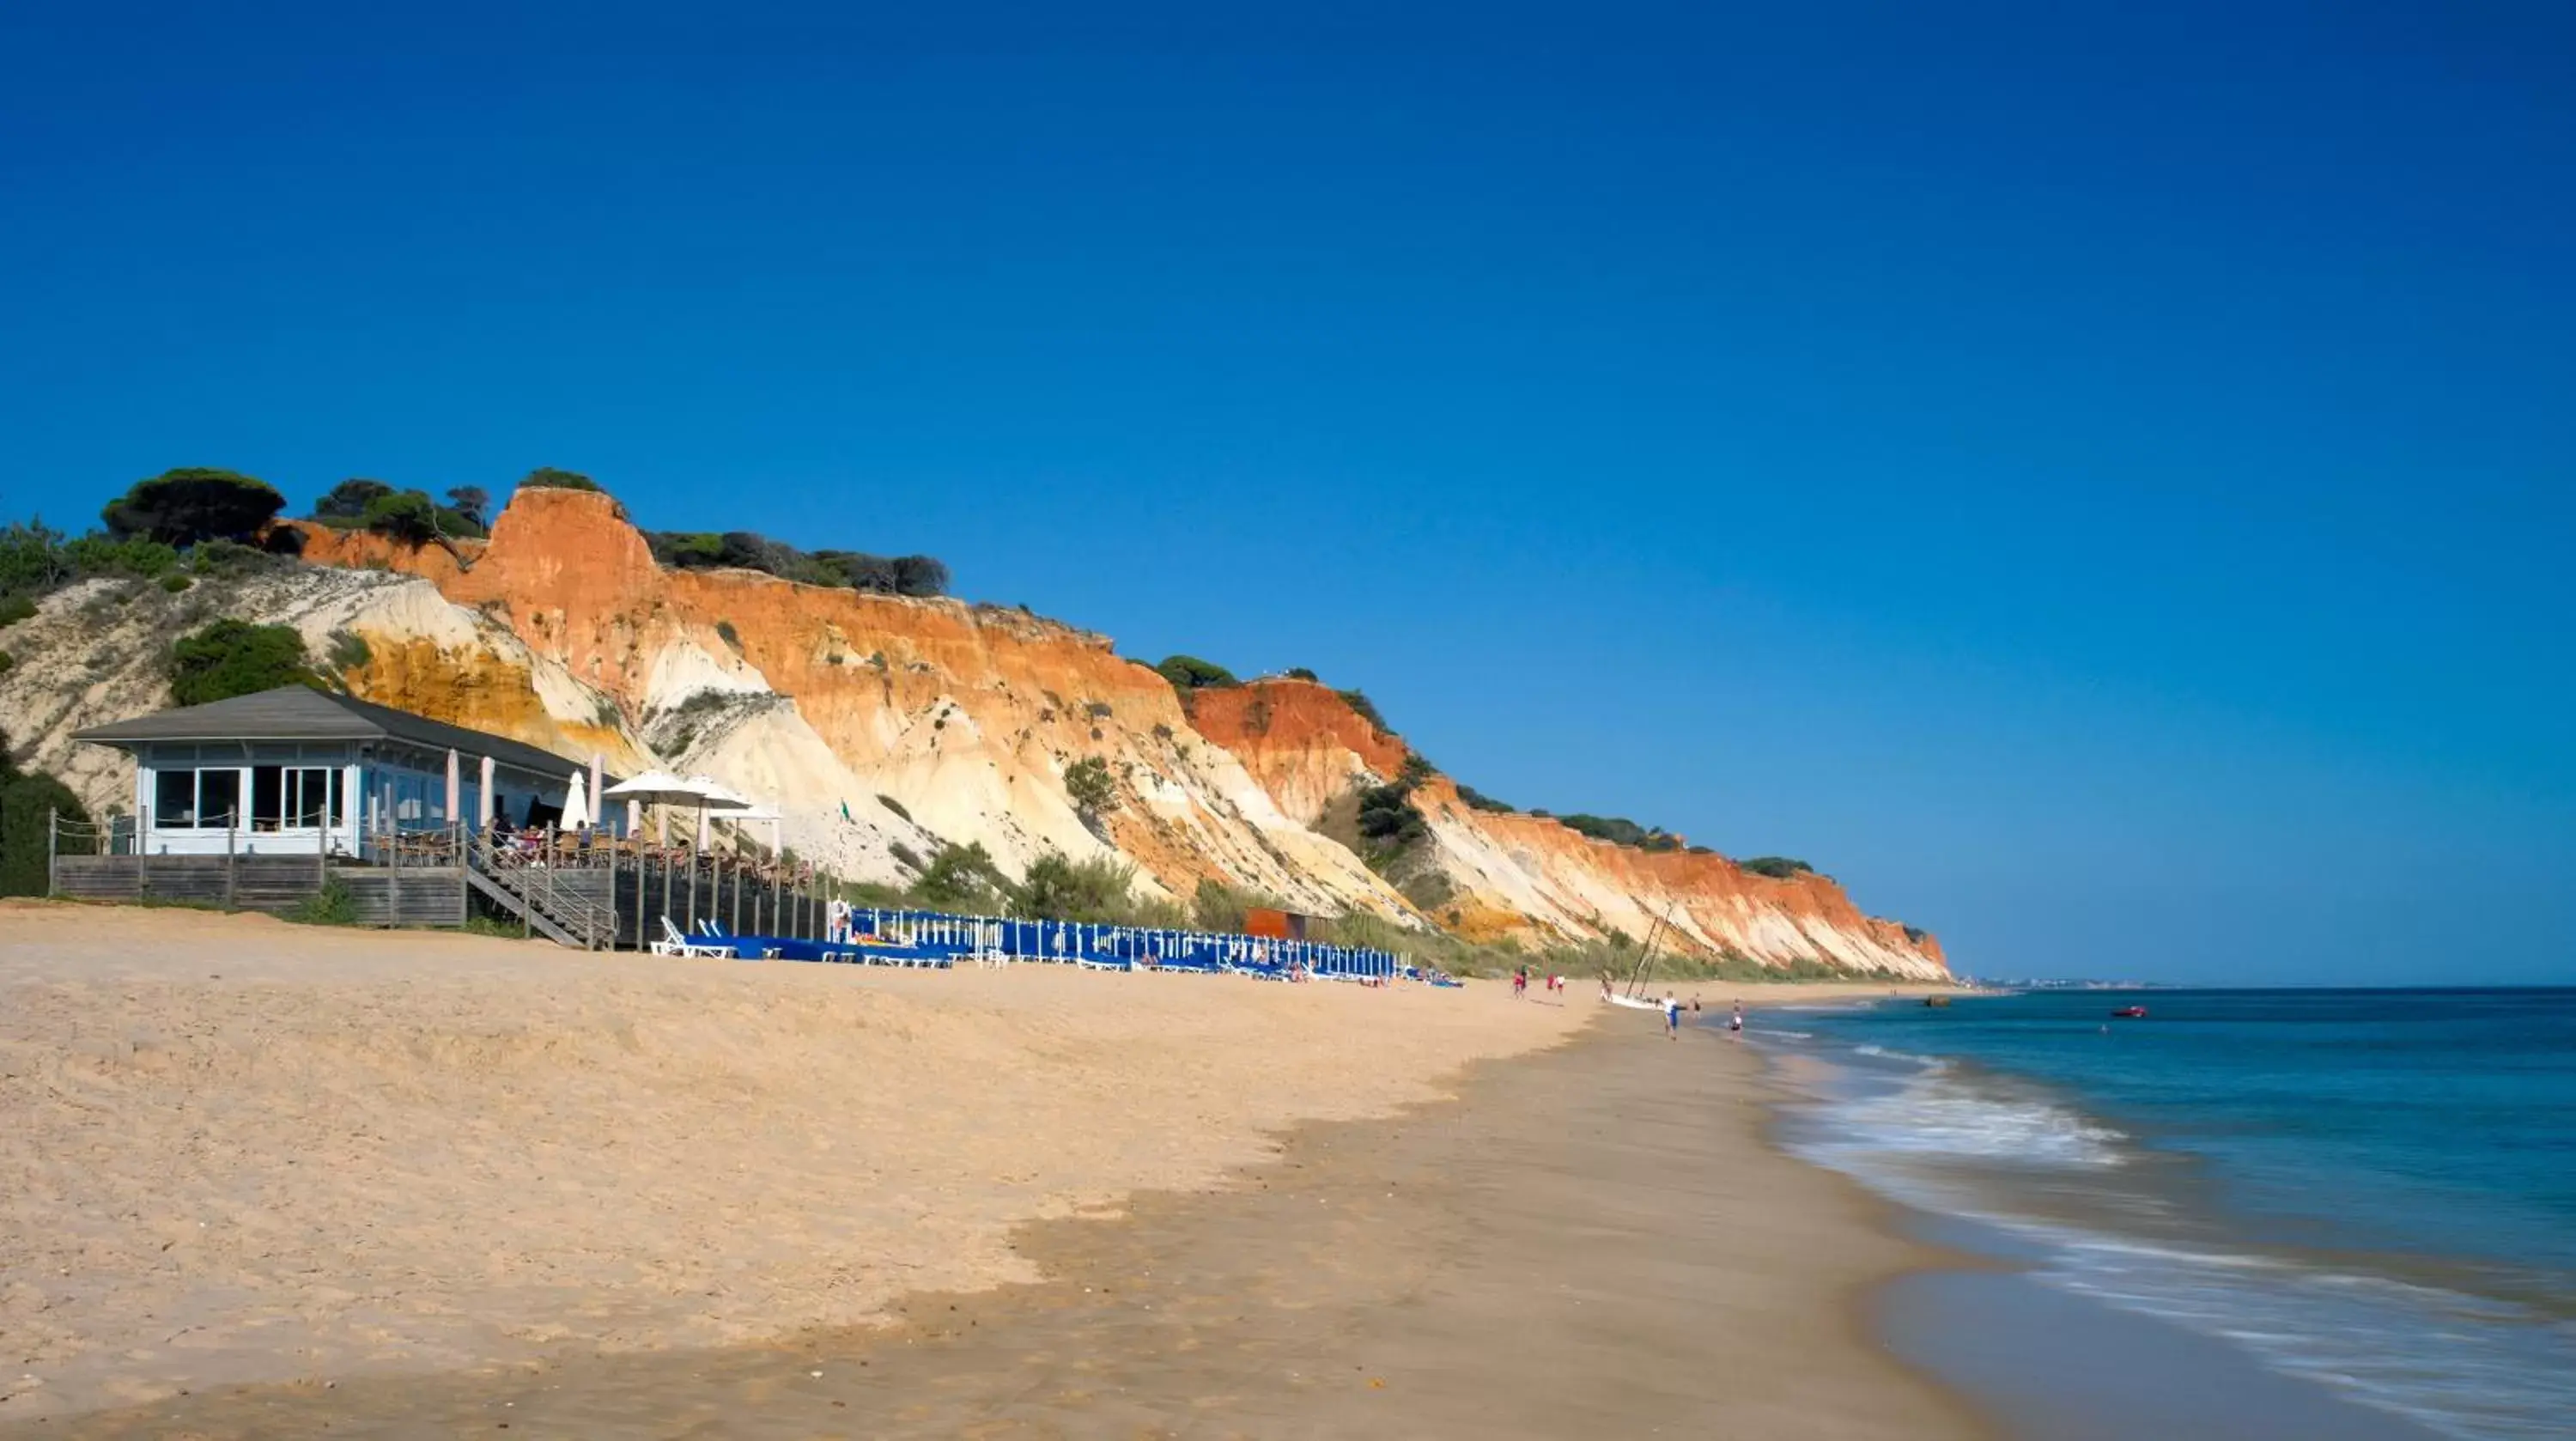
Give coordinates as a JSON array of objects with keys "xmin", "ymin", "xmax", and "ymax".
[
  {"xmin": 647, "ymin": 529, "xmax": 950, "ymax": 598},
  {"xmin": 1154, "ymin": 654, "xmax": 1239, "ymax": 694},
  {"xmin": 1558, "ymin": 813, "xmax": 1683, "ymax": 852},
  {"xmin": 308, "ymin": 479, "xmax": 487, "ymax": 544},
  {"xmin": 2, "ymin": 475, "xmax": 307, "ymax": 621},
  {"xmin": 100, "ymin": 469, "xmax": 285, "ymax": 548},
  {"xmin": 1738, "ymin": 856, "xmax": 1815, "ymax": 879}
]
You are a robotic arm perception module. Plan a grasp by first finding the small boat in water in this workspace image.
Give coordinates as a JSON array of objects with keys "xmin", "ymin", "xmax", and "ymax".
[
  {"xmin": 1923, "ymin": 994, "xmax": 1953, "ymax": 1008},
  {"xmin": 2111, "ymin": 1005, "xmax": 2148, "ymax": 1019}
]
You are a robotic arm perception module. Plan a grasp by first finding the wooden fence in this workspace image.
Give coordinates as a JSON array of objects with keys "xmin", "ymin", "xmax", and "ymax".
[
  {"xmin": 49, "ymin": 854, "xmax": 469, "ymax": 927},
  {"xmin": 46, "ymin": 811, "xmax": 830, "ymax": 948}
]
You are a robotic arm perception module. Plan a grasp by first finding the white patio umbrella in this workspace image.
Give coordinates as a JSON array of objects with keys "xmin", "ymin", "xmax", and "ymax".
[
  {"xmin": 478, "ymin": 755, "xmax": 496, "ymax": 828},
  {"xmin": 562, "ymin": 769, "xmax": 592, "ymax": 830},
  {"xmin": 603, "ymin": 771, "xmax": 750, "ymax": 848},
  {"xmin": 445, "ymin": 749, "xmax": 461, "ymax": 827}
]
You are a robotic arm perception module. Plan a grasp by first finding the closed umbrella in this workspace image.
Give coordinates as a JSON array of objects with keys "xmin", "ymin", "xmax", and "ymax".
[
  {"xmin": 683, "ymin": 775, "xmax": 752, "ymax": 849},
  {"xmin": 734, "ymin": 803, "xmax": 784, "ymax": 855},
  {"xmin": 478, "ymin": 755, "xmax": 496, "ymax": 829},
  {"xmin": 562, "ymin": 769, "xmax": 592, "ymax": 830},
  {"xmin": 445, "ymin": 749, "xmax": 460, "ymax": 827}
]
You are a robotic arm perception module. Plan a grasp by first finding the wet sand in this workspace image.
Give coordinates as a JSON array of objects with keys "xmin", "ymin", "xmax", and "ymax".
[{"xmin": 11, "ymin": 1019, "xmax": 1989, "ymax": 1439}]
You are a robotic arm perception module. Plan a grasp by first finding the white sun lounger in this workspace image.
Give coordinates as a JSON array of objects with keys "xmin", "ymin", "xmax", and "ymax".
[{"xmin": 651, "ymin": 915, "xmax": 734, "ymax": 958}]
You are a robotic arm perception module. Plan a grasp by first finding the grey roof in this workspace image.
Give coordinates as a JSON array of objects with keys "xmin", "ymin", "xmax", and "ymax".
[{"xmin": 71, "ymin": 686, "xmax": 616, "ymax": 782}]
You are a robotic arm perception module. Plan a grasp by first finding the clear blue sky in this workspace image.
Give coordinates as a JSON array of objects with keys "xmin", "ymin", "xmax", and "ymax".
[{"xmin": 4, "ymin": 2, "xmax": 2570, "ymax": 984}]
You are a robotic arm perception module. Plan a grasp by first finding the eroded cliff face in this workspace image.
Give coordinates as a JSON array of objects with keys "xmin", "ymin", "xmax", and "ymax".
[
  {"xmin": 289, "ymin": 493, "xmax": 1408, "ymax": 914},
  {"xmin": 1193, "ymin": 679, "xmax": 1950, "ymax": 978},
  {"xmin": 249, "ymin": 491, "xmax": 1943, "ymax": 976}
]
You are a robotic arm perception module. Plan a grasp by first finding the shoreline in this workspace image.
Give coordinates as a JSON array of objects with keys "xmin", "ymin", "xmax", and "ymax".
[{"xmin": 1, "ymin": 900, "xmax": 1981, "ymax": 1435}]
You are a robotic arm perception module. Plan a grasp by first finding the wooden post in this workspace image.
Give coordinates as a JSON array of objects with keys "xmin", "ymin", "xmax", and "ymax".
[
  {"xmin": 456, "ymin": 823, "xmax": 468, "ymax": 929},
  {"xmin": 606, "ymin": 836, "xmax": 618, "ymax": 951},
  {"xmin": 389, "ymin": 822, "xmax": 403, "ymax": 930},
  {"xmin": 224, "ymin": 826, "xmax": 238, "ymax": 910},
  {"xmin": 45, "ymin": 807, "xmax": 58, "ymax": 899}
]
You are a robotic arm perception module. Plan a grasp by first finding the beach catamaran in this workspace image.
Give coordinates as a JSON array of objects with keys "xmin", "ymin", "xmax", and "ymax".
[{"xmin": 1606, "ymin": 904, "xmax": 1680, "ymax": 1012}]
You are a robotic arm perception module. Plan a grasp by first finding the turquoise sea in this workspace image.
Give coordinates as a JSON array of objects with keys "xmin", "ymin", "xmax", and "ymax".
[{"xmin": 1758, "ymin": 988, "xmax": 2576, "ymax": 1441}]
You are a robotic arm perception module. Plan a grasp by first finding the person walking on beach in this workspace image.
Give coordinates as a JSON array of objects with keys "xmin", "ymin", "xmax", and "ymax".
[
  {"xmin": 1663, "ymin": 994, "xmax": 1680, "ymax": 1039},
  {"xmin": 1728, "ymin": 1001, "xmax": 1746, "ymax": 1039}
]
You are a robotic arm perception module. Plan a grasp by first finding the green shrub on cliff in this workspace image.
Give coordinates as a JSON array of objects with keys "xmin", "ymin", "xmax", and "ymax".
[
  {"xmin": 312, "ymin": 479, "xmax": 395, "ymax": 525},
  {"xmin": 168, "ymin": 619, "xmax": 316, "ymax": 706},
  {"xmin": 0, "ymin": 729, "xmax": 88, "ymax": 897},
  {"xmin": 313, "ymin": 481, "xmax": 486, "ymax": 544},
  {"xmin": 1739, "ymin": 856, "xmax": 1814, "ymax": 879},
  {"xmin": 0, "ymin": 522, "xmax": 76, "ymax": 600},
  {"xmin": 911, "ymin": 840, "xmax": 1007, "ymax": 909},
  {"xmin": 1354, "ymin": 781, "xmax": 1429, "ymax": 859},
  {"xmin": 1065, "ymin": 756, "xmax": 1119, "ymax": 824},
  {"xmin": 1456, "ymin": 784, "xmax": 1515, "ymax": 813},
  {"xmin": 1558, "ymin": 813, "xmax": 1681, "ymax": 852},
  {"xmin": 64, "ymin": 532, "xmax": 179, "ymax": 580},
  {"xmin": 519, "ymin": 467, "xmax": 603, "ymax": 493},
  {"xmin": 1336, "ymin": 688, "xmax": 1390, "ymax": 735},
  {"xmin": 649, "ymin": 530, "xmax": 951, "ymax": 598},
  {"xmin": 1012, "ymin": 850, "xmax": 1138, "ymax": 924},
  {"xmin": 1155, "ymin": 654, "xmax": 1239, "ymax": 693},
  {"xmin": 101, "ymin": 469, "xmax": 284, "ymax": 548}
]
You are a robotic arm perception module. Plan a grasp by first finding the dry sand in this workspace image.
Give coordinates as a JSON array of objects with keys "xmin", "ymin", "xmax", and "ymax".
[{"xmin": 0, "ymin": 900, "xmax": 1965, "ymax": 1433}]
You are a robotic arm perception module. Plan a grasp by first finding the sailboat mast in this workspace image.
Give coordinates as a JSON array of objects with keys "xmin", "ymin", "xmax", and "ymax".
[{"xmin": 1622, "ymin": 904, "xmax": 1675, "ymax": 999}]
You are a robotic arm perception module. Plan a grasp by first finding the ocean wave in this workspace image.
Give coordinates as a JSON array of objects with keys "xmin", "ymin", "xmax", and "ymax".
[
  {"xmin": 1794, "ymin": 1067, "xmax": 2574, "ymax": 1440},
  {"xmin": 1850, "ymin": 1042, "xmax": 1946, "ymax": 1067},
  {"xmin": 2032, "ymin": 1231, "xmax": 2576, "ymax": 1441},
  {"xmin": 1796, "ymin": 1067, "xmax": 2128, "ymax": 1173}
]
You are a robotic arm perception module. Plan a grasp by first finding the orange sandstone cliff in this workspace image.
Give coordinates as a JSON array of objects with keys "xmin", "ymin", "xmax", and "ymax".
[
  {"xmin": 1192, "ymin": 678, "xmax": 1948, "ymax": 976},
  {"xmin": 280, "ymin": 490, "xmax": 1948, "ymax": 977}
]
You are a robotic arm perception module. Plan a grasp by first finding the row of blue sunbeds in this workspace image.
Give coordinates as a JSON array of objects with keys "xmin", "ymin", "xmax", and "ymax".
[{"xmin": 654, "ymin": 915, "xmax": 1460, "ymax": 984}]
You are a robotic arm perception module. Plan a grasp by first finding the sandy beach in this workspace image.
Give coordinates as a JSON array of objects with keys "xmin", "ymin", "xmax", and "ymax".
[{"xmin": 0, "ymin": 899, "xmax": 1969, "ymax": 1435}]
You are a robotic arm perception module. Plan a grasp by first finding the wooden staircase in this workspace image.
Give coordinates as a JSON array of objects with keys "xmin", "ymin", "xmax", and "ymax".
[{"xmin": 465, "ymin": 840, "xmax": 616, "ymax": 950}]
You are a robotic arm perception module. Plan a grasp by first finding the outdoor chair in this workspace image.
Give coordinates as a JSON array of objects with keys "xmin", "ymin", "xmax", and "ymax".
[{"xmin": 651, "ymin": 916, "xmax": 733, "ymax": 958}]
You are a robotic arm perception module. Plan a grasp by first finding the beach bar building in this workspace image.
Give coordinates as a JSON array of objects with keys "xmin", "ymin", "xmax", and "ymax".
[
  {"xmin": 69, "ymin": 685, "xmax": 609, "ymax": 857},
  {"xmin": 51, "ymin": 686, "xmax": 837, "ymax": 949}
]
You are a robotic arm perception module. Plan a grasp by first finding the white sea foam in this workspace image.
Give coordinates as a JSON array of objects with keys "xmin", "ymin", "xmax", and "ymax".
[
  {"xmin": 1801, "ymin": 1068, "xmax": 2128, "ymax": 1170},
  {"xmin": 2034, "ymin": 1231, "xmax": 2576, "ymax": 1441},
  {"xmin": 1793, "ymin": 1064, "xmax": 2576, "ymax": 1441},
  {"xmin": 1850, "ymin": 1042, "xmax": 1947, "ymax": 1068}
]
